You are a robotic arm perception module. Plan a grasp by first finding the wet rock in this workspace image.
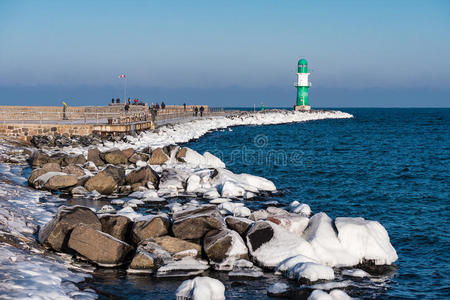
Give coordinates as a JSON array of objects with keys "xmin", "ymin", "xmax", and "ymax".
[
  {"xmin": 87, "ymin": 148, "xmax": 104, "ymax": 167},
  {"xmin": 131, "ymin": 214, "xmax": 170, "ymax": 244},
  {"xmin": 138, "ymin": 239, "xmax": 173, "ymax": 265},
  {"xmin": 203, "ymin": 229, "xmax": 248, "ymax": 263},
  {"xmin": 41, "ymin": 162, "xmax": 62, "ymax": 172},
  {"xmin": 104, "ymin": 149, "xmax": 128, "ymax": 165},
  {"xmin": 62, "ymin": 165, "xmax": 86, "ymax": 177},
  {"xmin": 122, "ymin": 148, "xmax": 134, "ymax": 159},
  {"xmin": 149, "ymin": 147, "xmax": 169, "ymax": 165},
  {"xmin": 102, "ymin": 165, "xmax": 126, "ymax": 185},
  {"xmin": 175, "ymin": 147, "xmax": 188, "ymax": 162},
  {"xmin": 245, "ymin": 221, "xmax": 274, "ymax": 252},
  {"xmin": 47, "ymin": 153, "xmax": 67, "ymax": 165},
  {"xmin": 71, "ymin": 185, "xmax": 89, "ymax": 196},
  {"xmin": 84, "ymin": 172, "xmax": 117, "ymax": 195},
  {"xmin": 225, "ymin": 216, "xmax": 253, "ymax": 236},
  {"xmin": 153, "ymin": 236, "xmax": 201, "ymax": 257},
  {"xmin": 126, "ymin": 165, "xmax": 159, "ymax": 186},
  {"xmin": 128, "ymin": 153, "xmax": 142, "ymax": 164},
  {"xmin": 172, "ymin": 205, "xmax": 225, "ymax": 240},
  {"xmin": 54, "ymin": 135, "xmax": 72, "ymax": 147},
  {"xmin": 68, "ymin": 224, "xmax": 133, "ymax": 266},
  {"xmin": 38, "ymin": 205, "xmax": 101, "ymax": 251},
  {"xmin": 30, "ymin": 135, "xmax": 54, "ymax": 148},
  {"xmin": 28, "ymin": 168, "xmax": 50, "ymax": 187},
  {"xmin": 100, "ymin": 215, "xmax": 132, "ymax": 242}
]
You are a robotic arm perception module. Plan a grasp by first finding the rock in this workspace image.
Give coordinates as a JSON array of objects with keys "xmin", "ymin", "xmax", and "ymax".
[
  {"xmin": 153, "ymin": 236, "xmax": 201, "ymax": 257},
  {"xmin": 47, "ymin": 153, "xmax": 67, "ymax": 165},
  {"xmin": 246, "ymin": 221, "xmax": 274, "ymax": 252},
  {"xmin": 102, "ymin": 165, "xmax": 126, "ymax": 185},
  {"xmin": 148, "ymin": 147, "xmax": 169, "ymax": 165},
  {"xmin": 30, "ymin": 135, "xmax": 54, "ymax": 148},
  {"xmin": 100, "ymin": 215, "xmax": 132, "ymax": 242},
  {"xmin": 156, "ymin": 257, "xmax": 209, "ymax": 278},
  {"xmin": 31, "ymin": 151, "xmax": 49, "ymax": 167},
  {"xmin": 41, "ymin": 162, "xmax": 62, "ymax": 172},
  {"xmin": 126, "ymin": 165, "xmax": 159, "ymax": 186},
  {"xmin": 38, "ymin": 205, "xmax": 101, "ymax": 251},
  {"xmin": 68, "ymin": 224, "xmax": 133, "ymax": 266},
  {"xmin": 128, "ymin": 153, "xmax": 142, "ymax": 164},
  {"xmin": 138, "ymin": 239, "xmax": 173, "ymax": 265},
  {"xmin": 267, "ymin": 283, "xmax": 291, "ymax": 298},
  {"xmin": 221, "ymin": 181, "xmax": 245, "ymax": 198},
  {"xmin": 44, "ymin": 174, "xmax": 78, "ymax": 190},
  {"xmin": 172, "ymin": 205, "xmax": 225, "ymax": 240},
  {"xmin": 71, "ymin": 185, "xmax": 89, "ymax": 196},
  {"xmin": 290, "ymin": 201, "xmax": 312, "ymax": 216},
  {"xmin": 62, "ymin": 165, "xmax": 86, "ymax": 177},
  {"xmin": 122, "ymin": 148, "xmax": 134, "ymax": 159},
  {"xmin": 28, "ymin": 168, "xmax": 49, "ymax": 187},
  {"xmin": 176, "ymin": 276, "xmax": 225, "ymax": 300},
  {"xmin": 128, "ymin": 248, "xmax": 157, "ymax": 273},
  {"xmin": 62, "ymin": 154, "xmax": 86, "ymax": 167},
  {"xmin": 175, "ymin": 147, "xmax": 188, "ymax": 162},
  {"xmin": 104, "ymin": 149, "xmax": 128, "ymax": 165},
  {"xmin": 225, "ymin": 216, "xmax": 253, "ymax": 236},
  {"xmin": 203, "ymin": 229, "xmax": 248, "ymax": 263},
  {"xmin": 84, "ymin": 172, "xmax": 117, "ymax": 195},
  {"xmin": 84, "ymin": 161, "xmax": 98, "ymax": 172},
  {"xmin": 267, "ymin": 215, "xmax": 309, "ymax": 235},
  {"xmin": 54, "ymin": 135, "xmax": 72, "ymax": 148},
  {"xmin": 131, "ymin": 214, "xmax": 170, "ymax": 244},
  {"xmin": 88, "ymin": 148, "xmax": 104, "ymax": 166},
  {"xmin": 97, "ymin": 205, "xmax": 116, "ymax": 214},
  {"xmin": 249, "ymin": 209, "xmax": 269, "ymax": 221},
  {"xmin": 173, "ymin": 249, "xmax": 199, "ymax": 260}
]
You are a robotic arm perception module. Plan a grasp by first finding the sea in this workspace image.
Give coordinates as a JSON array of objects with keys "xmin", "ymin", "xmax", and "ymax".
[{"xmin": 15, "ymin": 108, "xmax": 450, "ymax": 299}]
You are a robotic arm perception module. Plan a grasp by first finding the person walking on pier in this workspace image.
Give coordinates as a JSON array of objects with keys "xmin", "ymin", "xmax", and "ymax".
[
  {"xmin": 183, "ymin": 103, "xmax": 187, "ymax": 111},
  {"xmin": 161, "ymin": 101, "xmax": 166, "ymax": 110},
  {"xmin": 200, "ymin": 106, "xmax": 204, "ymax": 117},
  {"xmin": 194, "ymin": 106, "xmax": 198, "ymax": 117},
  {"xmin": 124, "ymin": 102, "xmax": 129, "ymax": 113},
  {"xmin": 155, "ymin": 102, "xmax": 160, "ymax": 110}
]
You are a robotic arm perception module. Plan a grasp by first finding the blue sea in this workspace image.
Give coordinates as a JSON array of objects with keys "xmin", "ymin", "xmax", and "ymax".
[{"xmin": 79, "ymin": 108, "xmax": 449, "ymax": 299}]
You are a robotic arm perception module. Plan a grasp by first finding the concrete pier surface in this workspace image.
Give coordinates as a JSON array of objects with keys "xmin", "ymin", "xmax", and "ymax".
[{"xmin": 0, "ymin": 104, "xmax": 224, "ymax": 140}]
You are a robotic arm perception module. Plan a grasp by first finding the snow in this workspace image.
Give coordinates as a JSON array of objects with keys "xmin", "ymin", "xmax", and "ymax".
[
  {"xmin": 116, "ymin": 206, "xmax": 142, "ymax": 220},
  {"xmin": 176, "ymin": 276, "xmax": 225, "ymax": 300},
  {"xmin": 156, "ymin": 257, "xmax": 210, "ymax": 278},
  {"xmin": 308, "ymin": 289, "xmax": 352, "ymax": 300},
  {"xmin": 94, "ymin": 110, "xmax": 353, "ymax": 151},
  {"xmin": 341, "ymin": 268, "xmax": 370, "ymax": 278},
  {"xmin": 285, "ymin": 262, "xmax": 335, "ymax": 282},
  {"xmin": 33, "ymin": 171, "xmax": 67, "ymax": 188},
  {"xmin": 290, "ymin": 201, "xmax": 312, "ymax": 216},
  {"xmin": 267, "ymin": 283, "xmax": 290, "ymax": 295},
  {"xmin": 225, "ymin": 230, "xmax": 248, "ymax": 258}
]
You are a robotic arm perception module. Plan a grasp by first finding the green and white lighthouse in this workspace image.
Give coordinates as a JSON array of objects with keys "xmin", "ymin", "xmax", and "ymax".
[{"xmin": 294, "ymin": 58, "xmax": 311, "ymax": 111}]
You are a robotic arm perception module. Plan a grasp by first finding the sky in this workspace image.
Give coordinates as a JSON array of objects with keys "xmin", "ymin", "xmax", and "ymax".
[{"xmin": 0, "ymin": 0, "xmax": 449, "ymax": 107}]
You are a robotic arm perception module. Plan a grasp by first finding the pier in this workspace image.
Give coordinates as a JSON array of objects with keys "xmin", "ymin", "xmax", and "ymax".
[{"xmin": 0, "ymin": 104, "xmax": 224, "ymax": 141}]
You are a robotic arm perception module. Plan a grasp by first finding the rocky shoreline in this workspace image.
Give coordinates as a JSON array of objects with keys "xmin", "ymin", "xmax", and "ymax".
[{"xmin": 0, "ymin": 110, "xmax": 399, "ymax": 299}]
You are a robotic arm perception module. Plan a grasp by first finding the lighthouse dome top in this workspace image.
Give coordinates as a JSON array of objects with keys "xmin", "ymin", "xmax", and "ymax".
[{"xmin": 298, "ymin": 58, "xmax": 308, "ymax": 65}]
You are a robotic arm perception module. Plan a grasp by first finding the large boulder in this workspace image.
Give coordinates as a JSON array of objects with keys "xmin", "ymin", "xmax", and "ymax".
[
  {"xmin": 44, "ymin": 174, "xmax": 78, "ymax": 190},
  {"xmin": 47, "ymin": 153, "xmax": 68, "ymax": 165},
  {"xmin": 128, "ymin": 248, "xmax": 157, "ymax": 273},
  {"xmin": 131, "ymin": 214, "xmax": 170, "ymax": 244},
  {"xmin": 225, "ymin": 216, "xmax": 253, "ymax": 236},
  {"xmin": 84, "ymin": 172, "xmax": 117, "ymax": 195},
  {"xmin": 126, "ymin": 165, "xmax": 159, "ymax": 186},
  {"xmin": 68, "ymin": 224, "xmax": 133, "ymax": 266},
  {"xmin": 62, "ymin": 165, "xmax": 86, "ymax": 177},
  {"xmin": 28, "ymin": 168, "xmax": 51, "ymax": 187},
  {"xmin": 148, "ymin": 147, "xmax": 169, "ymax": 165},
  {"xmin": 100, "ymin": 215, "xmax": 132, "ymax": 242},
  {"xmin": 102, "ymin": 165, "xmax": 126, "ymax": 185},
  {"xmin": 88, "ymin": 148, "xmax": 104, "ymax": 167},
  {"xmin": 38, "ymin": 205, "xmax": 101, "ymax": 251},
  {"xmin": 62, "ymin": 154, "xmax": 86, "ymax": 167},
  {"xmin": 172, "ymin": 205, "xmax": 225, "ymax": 240},
  {"xmin": 104, "ymin": 149, "xmax": 128, "ymax": 165},
  {"xmin": 203, "ymin": 229, "xmax": 248, "ymax": 263},
  {"xmin": 176, "ymin": 276, "xmax": 225, "ymax": 300},
  {"xmin": 31, "ymin": 151, "xmax": 50, "ymax": 167},
  {"xmin": 153, "ymin": 236, "xmax": 201, "ymax": 257},
  {"xmin": 41, "ymin": 162, "xmax": 62, "ymax": 172}
]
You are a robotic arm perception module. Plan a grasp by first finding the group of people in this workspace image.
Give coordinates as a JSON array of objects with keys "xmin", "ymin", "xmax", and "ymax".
[{"xmin": 193, "ymin": 106, "xmax": 205, "ymax": 117}]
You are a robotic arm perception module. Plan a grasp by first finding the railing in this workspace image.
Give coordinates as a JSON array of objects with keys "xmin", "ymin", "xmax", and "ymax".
[{"xmin": 0, "ymin": 107, "xmax": 226, "ymax": 126}]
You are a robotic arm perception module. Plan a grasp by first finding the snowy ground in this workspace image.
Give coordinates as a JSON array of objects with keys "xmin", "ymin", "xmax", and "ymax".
[{"xmin": 0, "ymin": 164, "xmax": 97, "ymax": 299}]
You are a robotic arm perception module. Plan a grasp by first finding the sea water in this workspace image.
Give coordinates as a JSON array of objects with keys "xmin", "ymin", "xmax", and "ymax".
[{"xmin": 9, "ymin": 108, "xmax": 448, "ymax": 299}]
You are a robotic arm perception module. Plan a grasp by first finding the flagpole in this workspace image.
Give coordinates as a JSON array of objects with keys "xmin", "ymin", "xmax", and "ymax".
[{"xmin": 123, "ymin": 76, "xmax": 127, "ymax": 103}]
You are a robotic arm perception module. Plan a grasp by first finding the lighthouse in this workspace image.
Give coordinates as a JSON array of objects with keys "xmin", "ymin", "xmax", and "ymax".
[{"xmin": 294, "ymin": 58, "xmax": 311, "ymax": 111}]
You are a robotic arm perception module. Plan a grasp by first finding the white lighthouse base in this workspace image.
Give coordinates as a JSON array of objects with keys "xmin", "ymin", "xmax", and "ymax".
[{"xmin": 294, "ymin": 105, "xmax": 311, "ymax": 111}]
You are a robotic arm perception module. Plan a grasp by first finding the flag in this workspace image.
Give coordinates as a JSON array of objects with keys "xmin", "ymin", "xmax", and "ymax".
[{"xmin": 119, "ymin": 74, "xmax": 126, "ymax": 78}]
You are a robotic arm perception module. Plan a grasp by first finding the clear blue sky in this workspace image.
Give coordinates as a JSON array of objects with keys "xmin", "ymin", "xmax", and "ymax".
[{"xmin": 0, "ymin": 0, "xmax": 449, "ymax": 107}]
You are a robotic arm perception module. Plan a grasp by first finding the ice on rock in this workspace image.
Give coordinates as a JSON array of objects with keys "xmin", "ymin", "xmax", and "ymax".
[
  {"xmin": 341, "ymin": 268, "xmax": 370, "ymax": 278},
  {"xmin": 290, "ymin": 201, "xmax": 312, "ymax": 216},
  {"xmin": 111, "ymin": 199, "xmax": 125, "ymax": 205},
  {"xmin": 285, "ymin": 262, "xmax": 335, "ymax": 282},
  {"xmin": 136, "ymin": 160, "xmax": 147, "ymax": 167},
  {"xmin": 33, "ymin": 172, "xmax": 67, "ymax": 188},
  {"xmin": 176, "ymin": 276, "xmax": 225, "ymax": 300},
  {"xmin": 203, "ymin": 152, "xmax": 226, "ymax": 168},
  {"xmin": 209, "ymin": 198, "xmax": 232, "ymax": 204},
  {"xmin": 213, "ymin": 169, "xmax": 276, "ymax": 197},
  {"xmin": 267, "ymin": 283, "xmax": 290, "ymax": 296},
  {"xmin": 328, "ymin": 289, "xmax": 352, "ymax": 300},
  {"xmin": 221, "ymin": 181, "xmax": 246, "ymax": 198},
  {"xmin": 203, "ymin": 189, "xmax": 221, "ymax": 199},
  {"xmin": 156, "ymin": 257, "xmax": 209, "ymax": 278},
  {"xmin": 335, "ymin": 217, "xmax": 398, "ymax": 266},
  {"xmin": 97, "ymin": 205, "xmax": 115, "ymax": 214},
  {"xmin": 276, "ymin": 254, "xmax": 319, "ymax": 273},
  {"xmin": 186, "ymin": 174, "xmax": 201, "ymax": 193},
  {"xmin": 116, "ymin": 206, "xmax": 142, "ymax": 220}
]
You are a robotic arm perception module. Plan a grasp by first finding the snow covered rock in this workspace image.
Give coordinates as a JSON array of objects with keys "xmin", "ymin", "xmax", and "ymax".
[
  {"xmin": 128, "ymin": 248, "xmax": 157, "ymax": 274},
  {"xmin": 176, "ymin": 276, "xmax": 225, "ymax": 300},
  {"xmin": 203, "ymin": 229, "xmax": 248, "ymax": 263},
  {"xmin": 149, "ymin": 147, "xmax": 169, "ymax": 165},
  {"xmin": 156, "ymin": 257, "xmax": 209, "ymax": 278},
  {"xmin": 267, "ymin": 283, "xmax": 290, "ymax": 297},
  {"xmin": 68, "ymin": 224, "xmax": 133, "ymax": 267},
  {"xmin": 285, "ymin": 262, "xmax": 335, "ymax": 282},
  {"xmin": 225, "ymin": 216, "xmax": 253, "ymax": 236},
  {"xmin": 308, "ymin": 289, "xmax": 352, "ymax": 300},
  {"xmin": 39, "ymin": 205, "xmax": 101, "ymax": 251},
  {"xmin": 290, "ymin": 201, "xmax": 312, "ymax": 216}
]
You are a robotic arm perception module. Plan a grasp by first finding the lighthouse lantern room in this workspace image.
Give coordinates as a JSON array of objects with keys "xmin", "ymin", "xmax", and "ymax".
[{"xmin": 294, "ymin": 58, "xmax": 311, "ymax": 111}]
